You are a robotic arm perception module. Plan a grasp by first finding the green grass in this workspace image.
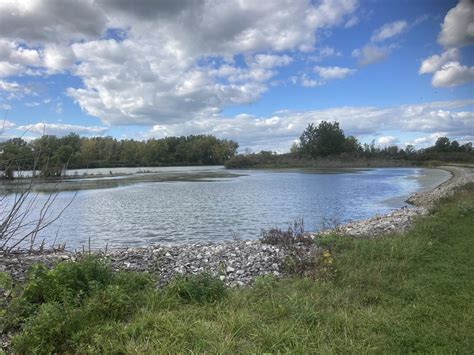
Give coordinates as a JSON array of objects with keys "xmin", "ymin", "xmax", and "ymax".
[{"xmin": 2, "ymin": 183, "xmax": 474, "ymax": 353}]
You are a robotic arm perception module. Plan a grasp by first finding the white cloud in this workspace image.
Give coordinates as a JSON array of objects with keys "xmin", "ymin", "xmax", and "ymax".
[
  {"xmin": 300, "ymin": 74, "xmax": 323, "ymax": 88},
  {"xmin": 0, "ymin": 80, "xmax": 30, "ymax": 94},
  {"xmin": 419, "ymin": 49, "xmax": 459, "ymax": 74},
  {"xmin": 309, "ymin": 46, "xmax": 341, "ymax": 61},
  {"xmin": 438, "ymin": 0, "xmax": 474, "ymax": 48},
  {"xmin": 144, "ymin": 99, "xmax": 474, "ymax": 152},
  {"xmin": 0, "ymin": 120, "xmax": 15, "ymax": 130},
  {"xmin": 43, "ymin": 45, "xmax": 76, "ymax": 73},
  {"xmin": 420, "ymin": 0, "xmax": 474, "ymax": 88},
  {"xmin": 352, "ymin": 18, "xmax": 412, "ymax": 67},
  {"xmin": 0, "ymin": 40, "xmax": 41, "ymax": 76},
  {"xmin": 344, "ymin": 16, "xmax": 359, "ymax": 28},
  {"xmin": 407, "ymin": 132, "xmax": 449, "ymax": 148},
  {"xmin": 352, "ymin": 44, "xmax": 390, "ymax": 66},
  {"xmin": 314, "ymin": 65, "xmax": 356, "ymax": 80},
  {"xmin": 431, "ymin": 62, "xmax": 474, "ymax": 87},
  {"xmin": 17, "ymin": 123, "xmax": 108, "ymax": 136},
  {"xmin": 377, "ymin": 136, "xmax": 398, "ymax": 145},
  {"xmin": 0, "ymin": 62, "xmax": 24, "ymax": 77},
  {"xmin": 0, "ymin": 0, "xmax": 108, "ymax": 45},
  {"xmin": 371, "ymin": 20, "xmax": 407, "ymax": 42},
  {"xmin": 0, "ymin": 0, "xmax": 359, "ymax": 125}
]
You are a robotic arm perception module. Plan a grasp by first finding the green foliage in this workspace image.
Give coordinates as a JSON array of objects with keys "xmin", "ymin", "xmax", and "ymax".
[
  {"xmin": 0, "ymin": 134, "xmax": 239, "ymax": 178},
  {"xmin": 1, "ymin": 256, "xmax": 154, "ymax": 353},
  {"xmin": 299, "ymin": 121, "xmax": 347, "ymax": 157},
  {"xmin": 166, "ymin": 273, "xmax": 227, "ymax": 304}
]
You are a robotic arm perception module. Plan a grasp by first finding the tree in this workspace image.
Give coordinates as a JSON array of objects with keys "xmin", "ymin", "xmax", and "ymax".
[
  {"xmin": 343, "ymin": 135, "xmax": 361, "ymax": 154},
  {"xmin": 405, "ymin": 144, "xmax": 416, "ymax": 156},
  {"xmin": 0, "ymin": 138, "xmax": 33, "ymax": 179},
  {"xmin": 290, "ymin": 142, "xmax": 300, "ymax": 156},
  {"xmin": 299, "ymin": 121, "xmax": 346, "ymax": 158},
  {"xmin": 434, "ymin": 137, "xmax": 451, "ymax": 152}
]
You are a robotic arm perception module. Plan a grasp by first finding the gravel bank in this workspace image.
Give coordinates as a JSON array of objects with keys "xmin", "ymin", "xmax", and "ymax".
[
  {"xmin": 320, "ymin": 166, "xmax": 473, "ymax": 237},
  {"xmin": 1, "ymin": 165, "xmax": 472, "ymax": 289}
]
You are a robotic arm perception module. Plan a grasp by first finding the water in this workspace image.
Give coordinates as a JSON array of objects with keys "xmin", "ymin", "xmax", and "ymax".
[{"xmin": 4, "ymin": 167, "xmax": 450, "ymax": 250}]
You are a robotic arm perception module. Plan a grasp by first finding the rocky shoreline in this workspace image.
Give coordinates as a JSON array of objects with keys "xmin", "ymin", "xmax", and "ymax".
[
  {"xmin": 322, "ymin": 165, "xmax": 473, "ymax": 237},
  {"xmin": 1, "ymin": 165, "xmax": 473, "ymax": 289}
]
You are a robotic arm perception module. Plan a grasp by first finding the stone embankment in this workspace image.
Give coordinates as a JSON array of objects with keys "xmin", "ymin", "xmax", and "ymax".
[
  {"xmin": 1, "ymin": 241, "xmax": 288, "ymax": 288},
  {"xmin": 1, "ymin": 165, "xmax": 473, "ymax": 288}
]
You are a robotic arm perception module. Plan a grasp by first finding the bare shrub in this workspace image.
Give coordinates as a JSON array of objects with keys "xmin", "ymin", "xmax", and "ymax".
[
  {"xmin": 0, "ymin": 129, "xmax": 75, "ymax": 253},
  {"xmin": 260, "ymin": 219, "xmax": 313, "ymax": 247}
]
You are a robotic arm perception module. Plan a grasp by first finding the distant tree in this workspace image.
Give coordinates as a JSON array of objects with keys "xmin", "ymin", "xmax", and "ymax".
[
  {"xmin": 450, "ymin": 140, "xmax": 460, "ymax": 152},
  {"xmin": 290, "ymin": 142, "xmax": 300, "ymax": 156},
  {"xmin": 343, "ymin": 135, "xmax": 361, "ymax": 153},
  {"xmin": 434, "ymin": 137, "xmax": 451, "ymax": 152},
  {"xmin": 405, "ymin": 144, "xmax": 416, "ymax": 156},
  {"xmin": 461, "ymin": 142, "xmax": 472, "ymax": 152},
  {"xmin": 299, "ymin": 121, "xmax": 346, "ymax": 158},
  {"xmin": 0, "ymin": 138, "xmax": 33, "ymax": 179}
]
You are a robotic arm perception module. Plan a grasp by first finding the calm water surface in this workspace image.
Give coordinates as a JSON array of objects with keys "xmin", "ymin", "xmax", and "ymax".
[{"xmin": 20, "ymin": 167, "xmax": 450, "ymax": 250}]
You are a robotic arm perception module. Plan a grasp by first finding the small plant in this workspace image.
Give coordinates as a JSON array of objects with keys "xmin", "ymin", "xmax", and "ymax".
[
  {"xmin": 166, "ymin": 273, "xmax": 226, "ymax": 304},
  {"xmin": 260, "ymin": 219, "xmax": 313, "ymax": 247}
]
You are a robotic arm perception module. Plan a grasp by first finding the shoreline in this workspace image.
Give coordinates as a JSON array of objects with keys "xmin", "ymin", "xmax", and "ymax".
[
  {"xmin": 1, "ymin": 165, "xmax": 473, "ymax": 288},
  {"xmin": 319, "ymin": 165, "xmax": 473, "ymax": 237}
]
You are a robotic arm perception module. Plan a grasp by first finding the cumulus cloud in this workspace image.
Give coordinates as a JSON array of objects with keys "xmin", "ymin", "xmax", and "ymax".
[
  {"xmin": 145, "ymin": 99, "xmax": 474, "ymax": 152},
  {"xmin": 371, "ymin": 20, "xmax": 407, "ymax": 42},
  {"xmin": 314, "ymin": 65, "xmax": 356, "ymax": 80},
  {"xmin": 0, "ymin": 0, "xmax": 360, "ymax": 125},
  {"xmin": 431, "ymin": 62, "xmax": 474, "ymax": 87},
  {"xmin": 438, "ymin": 0, "xmax": 474, "ymax": 48},
  {"xmin": 0, "ymin": 39, "xmax": 41, "ymax": 75},
  {"xmin": 17, "ymin": 123, "xmax": 108, "ymax": 137},
  {"xmin": 352, "ymin": 44, "xmax": 390, "ymax": 66},
  {"xmin": 62, "ymin": 1, "xmax": 358, "ymax": 125},
  {"xmin": 418, "ymin": 48, "xmax": 459, "ymax": 74},
  {"xmin": 420, "ymin": 0, "xmax": 474, "ymax": 88},
  {"xmin": 0, "ymin": 0, "xmax": 108, "ymax": 45},
  {"xmin": 43, "ymin": 45, "xmax": 76, "ymax": 73}
]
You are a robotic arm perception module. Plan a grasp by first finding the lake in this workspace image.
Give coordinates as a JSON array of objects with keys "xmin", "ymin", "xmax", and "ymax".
[{"xmin": 6, "ymin": 167, "xmax": 450, "ymax": 250}]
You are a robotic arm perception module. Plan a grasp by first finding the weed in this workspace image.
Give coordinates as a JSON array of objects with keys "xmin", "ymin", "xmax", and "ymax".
[
  {"xmin": 166, "ymin": 273, "xmax": 226, "ymax": 304},
  {"xmin": 261, "ymin": 219, "xmax": 313, "ymax": 247}
]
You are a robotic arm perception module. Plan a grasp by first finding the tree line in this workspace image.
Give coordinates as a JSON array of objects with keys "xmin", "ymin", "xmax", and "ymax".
[
  {"xmin": 0, "ymin": 134, "xmax": 239, "ymax": 178},
  {"xmin": 225, "ymin": 121, "xmax": 473, "ymax": 168}
]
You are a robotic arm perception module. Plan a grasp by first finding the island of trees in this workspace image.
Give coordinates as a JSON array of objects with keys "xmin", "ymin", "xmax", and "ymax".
[
  {"xmin": 0, "ymin": 134, "xmax": 238, "ymax": 178},
  {"xmin": 225, "ymin": 121, "xmax": 473, "ymax": 169}
]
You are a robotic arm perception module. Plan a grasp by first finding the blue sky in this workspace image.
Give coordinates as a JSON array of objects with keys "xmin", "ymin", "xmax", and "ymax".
[{"xmin": 0, "ymin": 0, "xmax": 472, "ymax": 152}]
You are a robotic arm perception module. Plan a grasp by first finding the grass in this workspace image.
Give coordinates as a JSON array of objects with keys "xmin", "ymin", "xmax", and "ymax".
[{"xmin": 2, "ymin": 183, "xmax": 474, "ymax": 353}]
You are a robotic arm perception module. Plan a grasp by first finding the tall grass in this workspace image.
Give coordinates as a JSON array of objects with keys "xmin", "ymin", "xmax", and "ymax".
[{"xmin": 2, "ymin": 183, "xmax": 474, "ymax": 353}]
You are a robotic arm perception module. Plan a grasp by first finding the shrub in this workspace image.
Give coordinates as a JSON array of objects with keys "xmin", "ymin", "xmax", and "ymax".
[
  {"xmin": 3, "ymin": 256, "xmax": 154, "ymax": 353},
  {"xmin": 260, "ymin": 220, "xmax": 313, "ymax": 247}
]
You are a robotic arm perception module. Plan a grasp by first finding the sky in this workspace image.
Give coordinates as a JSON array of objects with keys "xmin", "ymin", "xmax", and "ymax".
[{"xmin": 0, "ymin": 0, "xmax": 473, "ymax": 152}]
